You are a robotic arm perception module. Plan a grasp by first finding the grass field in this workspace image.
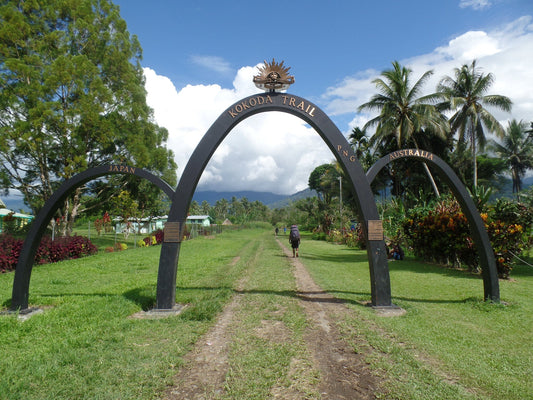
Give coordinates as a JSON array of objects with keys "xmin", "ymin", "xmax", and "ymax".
[
  {"xmin": 299, "ymin": 235, "xmax": 533, "ymax": 399},
  {"xmin": 1, "ymin": 229, "xmax": 531, "ymax": 399}
]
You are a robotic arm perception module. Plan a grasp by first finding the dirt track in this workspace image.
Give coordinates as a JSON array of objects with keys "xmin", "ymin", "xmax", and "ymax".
[{"xmin": 164, "ymin": 238, "xmax": 379, "ymax": 399}]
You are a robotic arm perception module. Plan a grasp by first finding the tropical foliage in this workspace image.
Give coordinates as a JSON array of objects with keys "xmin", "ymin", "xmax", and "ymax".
[
  {"xmin": 0, "ymin": 0, "xmax": 176, "ymax": 234},
  {"xmin": 402, "ymin": 197, "xmax": 532, "ymax": 278},
  {"xmin": 490, "ymin": 120, "xmax": 533, "ymax": 199},
  {"xmin": 436, "ymin": 60, "xmax": 512, "ymax": 188}
]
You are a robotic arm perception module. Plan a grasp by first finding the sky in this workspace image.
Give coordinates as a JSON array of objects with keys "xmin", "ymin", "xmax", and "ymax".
[
  {"xmin": 6, "ymin": 0, "xmax": 533, "ymax": 210},
  {"xmin": 112, "ymin": 0, "xmax": 533, "ymax": 195}
]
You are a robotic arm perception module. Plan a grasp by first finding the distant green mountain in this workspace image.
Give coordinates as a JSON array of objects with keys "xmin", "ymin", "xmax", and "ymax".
[{"xmin": 192, "ymin": 189, "xmax": 318, "ymax": 209}]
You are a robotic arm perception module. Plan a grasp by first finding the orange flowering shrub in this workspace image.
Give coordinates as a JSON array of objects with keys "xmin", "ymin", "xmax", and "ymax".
[{"xmin": 403, "ymin": 198, "xmax": 532, "ymax": 279}]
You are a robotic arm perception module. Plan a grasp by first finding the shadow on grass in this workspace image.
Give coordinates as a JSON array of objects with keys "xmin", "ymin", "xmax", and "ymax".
[
  {"xmin": 123, "ymin": 287, "xmax": 156, "ymax": 311},
  {"xmin": 299, "ymin": 247, "xmax": 370, "ymax": 264},
  {"xmin": 2, "ymin": 286, "xmax": 483, "ymax": 314},
  {"xmin": 1, "ymin": 297, "xmax": 11, "ymax": 309}
]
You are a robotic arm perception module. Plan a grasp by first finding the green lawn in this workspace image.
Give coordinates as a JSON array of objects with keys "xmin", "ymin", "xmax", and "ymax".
[
  {"xmin": 299, "ymin": 234, "xmax": 533, "ymax": 399},
  {"xmin": 0, "ymin": 229, "xmax": 255, "ymax": 399},
  {"xmin": 1, "ymin": 229, "xmax": 531, "ymax": 399}
]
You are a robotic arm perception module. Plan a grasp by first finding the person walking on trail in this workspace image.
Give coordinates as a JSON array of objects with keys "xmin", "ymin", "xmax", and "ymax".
[{"xmin": 289, "ymin": 224, "xmax": 301, "ymax": 257}]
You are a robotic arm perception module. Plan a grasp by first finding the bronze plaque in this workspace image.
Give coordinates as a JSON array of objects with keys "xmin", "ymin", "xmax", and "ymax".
[
  {"xmin": 164, "ymin": 222, "xmax": 181, "ymax": 243},
  {"xmin": 367, "ymin": 220, "xmax": 384, "ymax": 241}
]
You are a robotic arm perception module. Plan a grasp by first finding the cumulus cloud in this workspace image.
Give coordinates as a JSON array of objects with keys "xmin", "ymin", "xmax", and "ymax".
[
  {"xmin": 145, "ymin": 16, "xmax": 533, "ymax": 195},
  {"xmin": 144, "ymin": 65, "xmax": 332, "ymax": 194},
  {"xmin": 324, "ymin": 15, "xmax": 533, "ymax": 131}
]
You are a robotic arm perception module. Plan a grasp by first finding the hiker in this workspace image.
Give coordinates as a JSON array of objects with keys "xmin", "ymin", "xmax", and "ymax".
[
  {"xmin": 289, "ymin": 224, "xmax": 301, "ymax": 257},
  {"xmin": 275, "ymin": 227, "xmax": 279, "ymax": 236},
  {"xmin": 391, "ymin": 244, "xmax": 404, "ymax": 260}
]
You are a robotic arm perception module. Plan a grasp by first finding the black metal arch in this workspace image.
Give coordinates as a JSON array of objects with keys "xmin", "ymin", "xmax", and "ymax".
[
  {"xmin": 366, "ymin": 149, "xmax": 500, "ymax": 302},
  {"xmin": 156, "ymin": 92, "xmax": 392, "ymax": 309},
  {"xmin": 11, "ymin": 165, "xmax": 175, "ymax": 310}
]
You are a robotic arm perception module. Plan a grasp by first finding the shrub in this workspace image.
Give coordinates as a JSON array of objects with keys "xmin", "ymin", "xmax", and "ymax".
[
  {"xmin": 141, "ymin": 229, "xmax": 165, "ymax": 246},
  {"xmin": 0, "ymin": 234, "xmax": 98, "ymax": 272},
  {"xmin": 403, "ymin": 198, "xmax": 532, "ymax": 279},
  {"xmin": 114, "ymin": 242, "xmax": 127, "ymax": 252},
  {"xmin": 311, "ymin": 232, "xmax": 327, "ymax": 241},
  {"xmin": 0, "ymin": 234, "xmax": 23, "ymax": 273}
]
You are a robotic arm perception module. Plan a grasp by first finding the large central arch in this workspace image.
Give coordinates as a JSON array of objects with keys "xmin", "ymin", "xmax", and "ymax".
[{"xmin": 156, "ymin": 92, "xmax": 392, "ymax": 309}]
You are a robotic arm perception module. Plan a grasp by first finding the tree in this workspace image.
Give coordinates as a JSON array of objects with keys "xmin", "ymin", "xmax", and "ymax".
[
  {"xmin": 358, "ymin": 61, "xmax": 449, "ymax": 197},
  {"xmin": 212, "ymin": 198, "xmax": 229, "ymax": 223},
  {"xmin": 200, "ymin": 200, "xmax": 211, "ymax": 215},
  {"xmin": 348, "ymin": 126, "xmax": 376, "ymax": 171},
  {"xmin": 437, "ymin": 60, "xmax": 512, "ymax": 188},
  {"xmin": 308, "ymin": 163, "xmax": 337, "ymax": 204},
  {"xmin": 188, "ymin": 200, "xmax": 201, "ymax": 216},
  {"xmin": 490, "ymin": 119, "xmax": 533, "ymax": 200},
  {"xmin": 0, "ymin": 0, "xmax": 176, "ymax": 234}
]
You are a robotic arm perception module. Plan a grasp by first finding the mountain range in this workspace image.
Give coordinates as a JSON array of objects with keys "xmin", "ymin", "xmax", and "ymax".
[
  {"xmin": 192, "ymin": 188, "xmax": 318, "ymax": 209},
  {"xmin": 2, "ymin": 176, "xmax": 532, "ymax": 215}
]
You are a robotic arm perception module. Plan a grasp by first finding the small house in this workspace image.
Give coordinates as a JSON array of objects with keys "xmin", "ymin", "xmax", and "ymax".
[
  {"xmin": 113, "ymin": 216, "xmax": 168, "ymax": 234},
  {"xmin": 0, "ymin": 208, "xmax": 34, "ymax": 233},
  {"xmin": 186, "ymin": 215, "xmax": 213, "ymax": 227}
]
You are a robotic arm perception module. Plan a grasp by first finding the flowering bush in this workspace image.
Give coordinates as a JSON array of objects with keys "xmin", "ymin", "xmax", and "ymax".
[
  {"xmin": 325, "ymin": 227, "xmax": 365, "ymax": 249},
  {"xmin": 0, "ymin": 234, "xmax": 98, "ymax": 272},
  {"xmin": 114, "ymin": 242, "xmax": 127, "ymax": 251},
  {"xmin": 141, "ymin": 229, "xmax": 165, "ymax": 246},
  {"xmin": 403, "ymin": 198, "xmax": 532, "ymax": 279},
  {"xmin": 0, "ymin": 234, "xmax": 23, "ymax": 273}
]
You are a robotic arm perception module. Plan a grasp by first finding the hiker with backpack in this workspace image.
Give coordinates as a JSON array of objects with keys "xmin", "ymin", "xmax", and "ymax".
[{"xmin": 289, "ymin": 224, "xmax": 301, "ymax": 257}]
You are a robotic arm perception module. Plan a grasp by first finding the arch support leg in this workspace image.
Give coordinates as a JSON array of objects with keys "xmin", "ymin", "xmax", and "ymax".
[{"xmin": 156, "ymin": 242, "xmax": 180, "ymax": 309}]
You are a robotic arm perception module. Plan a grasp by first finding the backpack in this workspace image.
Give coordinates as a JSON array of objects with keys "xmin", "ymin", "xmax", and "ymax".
[{"xmin": 289, "ymin": 225, "xmax": 300, "ymax": 241}]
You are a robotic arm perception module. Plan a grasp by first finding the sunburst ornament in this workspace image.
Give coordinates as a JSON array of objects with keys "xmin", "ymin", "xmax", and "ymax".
[{"xmin": 253, "ymin": 59, "xmax": 295, "ymax": 92}]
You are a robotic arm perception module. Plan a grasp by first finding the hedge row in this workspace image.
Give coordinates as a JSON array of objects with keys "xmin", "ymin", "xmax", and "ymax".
[{"xmin": 0, "ymin": 234, "xmax": 98, "ymax": 273}]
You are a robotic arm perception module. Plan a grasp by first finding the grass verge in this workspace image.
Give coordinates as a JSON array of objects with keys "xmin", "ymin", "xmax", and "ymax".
[
  {"xmin": 0, "ymin": 229, "xmax": 258, "ymax": 399},
  {"xmin": 300, "ymin": 234, "xmax": 533, "ymax": 400}
]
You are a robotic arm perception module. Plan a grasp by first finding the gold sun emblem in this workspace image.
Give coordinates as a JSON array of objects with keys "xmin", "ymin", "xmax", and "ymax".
[{"xmin": 253, "ymin": 59, "xmax": 295, "ymax": 92}]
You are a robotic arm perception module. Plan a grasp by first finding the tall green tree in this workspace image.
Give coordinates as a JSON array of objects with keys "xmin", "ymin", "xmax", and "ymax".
[
  {"xmin": 212, "ymin": 198, "xmax": 229, "ymax": 223},
  {"xmin": 0, "ymin": 0, "xmax": 176, "ymax": 233},
  {"xmin": 358, "ymin": 61, "xmax": 449, "ymax": 197},
  {"xmin": 348, "ymin": 126, "xmax": 376, "ymax": 170},
  {"xmin": 437, "ymin": 60, "xmax": 512, "ymax": 188},
  {"xmin": 490, "ymin": 119, "xmax": 533, "ymax": 199}
]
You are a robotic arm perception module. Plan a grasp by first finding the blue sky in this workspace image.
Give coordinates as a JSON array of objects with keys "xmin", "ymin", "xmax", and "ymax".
[
  {"xmin": 113, "ymin": 0, "xmax": 532, "ymax": 195},
  {"xmin": 5, "ymin": 0, "xmax": 532, "ymax": 211}
]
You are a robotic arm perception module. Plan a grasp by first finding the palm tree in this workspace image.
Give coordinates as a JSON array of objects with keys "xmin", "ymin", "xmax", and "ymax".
[
  {"xmin": 358, "ymin": 61, "xmax": 450, "ymax": 196},
  {"xmin": 348, "ymin": 126, "xmax": 377, "ymax": 171},
  {"xmin": 437, "ymin": 60, "xmax": 512, "ymax": 188},
  {"xmin": 490, "ymin": 119, "xmax": 533, "ymax": 200}
]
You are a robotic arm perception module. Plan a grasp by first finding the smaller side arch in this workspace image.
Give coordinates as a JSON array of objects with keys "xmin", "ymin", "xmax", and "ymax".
[
  {"xmin": 10, "ymin": 165, "xmax": 174, "ymax": 311},
  {"xmin": 367, "ymin": 150, "xmax": 500, "ymax": 302}
]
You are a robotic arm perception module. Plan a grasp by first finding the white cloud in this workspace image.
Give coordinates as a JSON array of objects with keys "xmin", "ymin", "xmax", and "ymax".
[
  {"xmin": 459, "ymin": 0, "xmax": 491, "ymax": 10},
  {"xmin": 145, "ymin": 16, "xmax": 533, "ymax": 195},
  {"xmin": 437, "ymin": 31, "xmax": 500, "ymax": 60},
  {"xmin": 324, "ymin": 16, "xmax": 533, "ymax": 131},
  {"xmin": 189, "ymin": 55, "xmax": 232, "ymax": 74},
  {"xmin": 144, "ymin": 66, "xmax": 332, "ymax": 194}
]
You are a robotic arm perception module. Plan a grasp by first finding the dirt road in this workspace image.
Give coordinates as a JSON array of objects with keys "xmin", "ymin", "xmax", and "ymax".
[{"xmin": 164, "ymin": 238, "xmax": 379, "ymax": 399}]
